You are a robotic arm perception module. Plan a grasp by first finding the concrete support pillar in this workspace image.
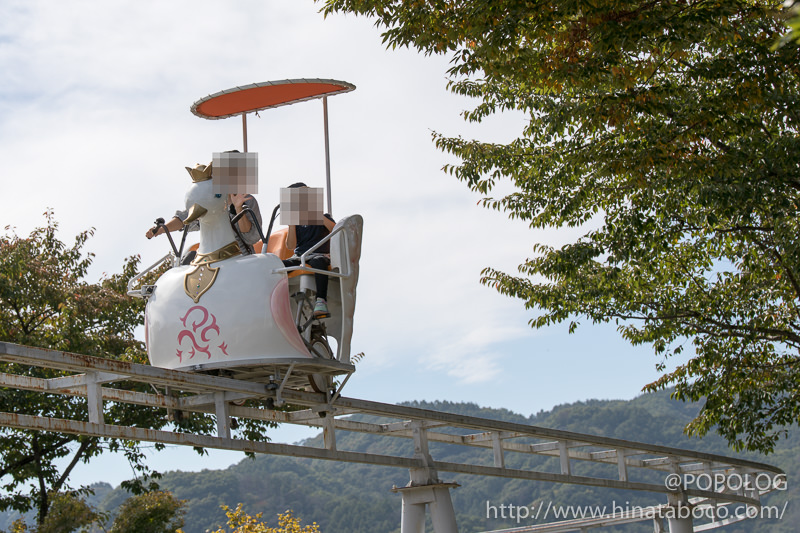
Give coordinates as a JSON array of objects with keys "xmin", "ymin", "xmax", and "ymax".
[
  {"xmin": 666, "ymin": 493, "xmax": 693, "ymax": 533},
  {"xmin": 399, "ymin": 490, "xmax": 427, "ymax": 533},
  {"xmin": 392, "ymin": 421, "xmax": 459, "ymax": 533},
  {"xmin": 429, "ymin": 485, "xmax": 459, "ymax": 533},
  {"xmin": 394, "ymin": 483, "xmax": 459, "ymax": 533}
]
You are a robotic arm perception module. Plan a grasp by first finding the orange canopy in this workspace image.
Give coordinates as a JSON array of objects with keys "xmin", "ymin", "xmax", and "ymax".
[{"xmin": 191, "ymin": 79, "xmax": 355, "ymax": 120}]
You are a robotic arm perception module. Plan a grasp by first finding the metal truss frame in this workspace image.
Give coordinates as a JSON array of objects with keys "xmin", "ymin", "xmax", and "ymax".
[{"xmin": 0, "ymin": 342, "xmax": 784, "ymax": 532}]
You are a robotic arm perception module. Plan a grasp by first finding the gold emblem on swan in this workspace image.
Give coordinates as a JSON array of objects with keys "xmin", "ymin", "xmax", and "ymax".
[{"xmin": 183, "ymin": 242, "xmax": 240, "ymax": 303}]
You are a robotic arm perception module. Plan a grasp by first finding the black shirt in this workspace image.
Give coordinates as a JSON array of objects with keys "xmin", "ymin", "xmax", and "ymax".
[{"xmin": 294, "ymin": 215, "xmax": 335, "ymax": 255}]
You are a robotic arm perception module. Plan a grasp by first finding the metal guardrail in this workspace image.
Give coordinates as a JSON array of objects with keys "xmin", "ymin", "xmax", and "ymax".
[{"xmin": 127, "ymin": 251, "xmax": 174, "ymax": 297}]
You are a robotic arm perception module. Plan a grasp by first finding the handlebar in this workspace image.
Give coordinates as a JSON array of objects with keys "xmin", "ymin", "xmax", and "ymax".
[
  {"xmin": 229, "ymin": 206, "xmax": 268, "ymax": 253},
  {"xmin": 154, "ymin": 218, "xmax": 180, "ymax": 257},
  {"xmin": 153, "ymin": 217, "xmax": 188, "ymax": 259},
  {"xmin": 263, "ymin": 204, "xmax": 280, "ymax": 252}
]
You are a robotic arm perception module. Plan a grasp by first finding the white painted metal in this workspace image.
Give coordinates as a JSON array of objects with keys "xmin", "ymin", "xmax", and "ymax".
[
  {"xmin": 323, "ymin": 414, "xmax": 337, "ymax": 451},
  {"xmin": 85, "ymin": 373, "xmax": 103, "ymax": 425},
  {"xmin": 323, "ymin": 96, "xmax": 332, "ymax": 215},
  {"xmin": 617, "ymin": 448, "xmax": 628, "ymax": 482},
  {"xmin": 215, "ymin": 391, "xmax": 231, "ymax": 439},
  {"xmin": 492, "ymin": 432, "xmax": 505, "ymax": 468},
  {"xmin": 559, "ymin": 440, "xmax": 571, "ymax": 476},
  {"xmin": 127, "ymin": 252, "xmax": 175, "ymax": 296},
  {"xmin": 242, "ymin": 113, "xmax": 248, "ymax": 152},
  {"xmin": 0, "ymin": 342, "xmax": 785, "ymax": 533}
]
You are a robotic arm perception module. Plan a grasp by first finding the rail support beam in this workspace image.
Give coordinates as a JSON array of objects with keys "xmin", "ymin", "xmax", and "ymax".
[
  {"xmin": 85, "ymin": 373, "xmax": 104, "ymax": 425},
  {"xmin": 322, "ymin": 413, "xmax": 336, "ymax": 451},
  {"xmin": 215, "ymin": 392, "xmax": 231, "ymax": 439}
]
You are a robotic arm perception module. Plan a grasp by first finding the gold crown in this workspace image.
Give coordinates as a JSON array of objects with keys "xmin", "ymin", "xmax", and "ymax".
[{"xmin": 185, "ymin": 162, "xmax": 213, "ymax": 182}]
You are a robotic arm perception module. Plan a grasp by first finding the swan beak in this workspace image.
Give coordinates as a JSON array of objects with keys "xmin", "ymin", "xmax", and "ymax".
[{"xmin": 183, "ymin": 203, "xmax": 208, "ymax": 224}]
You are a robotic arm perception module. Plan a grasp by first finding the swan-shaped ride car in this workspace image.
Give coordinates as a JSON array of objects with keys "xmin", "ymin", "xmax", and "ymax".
[{"xmin": 128, "ymin": 79, "xmax": 361, "ymax": 396}]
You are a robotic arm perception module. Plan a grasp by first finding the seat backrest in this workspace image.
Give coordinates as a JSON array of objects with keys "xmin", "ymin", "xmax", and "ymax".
[
  {"xmin": 259, "ymin": 227, "xmax": 293, "ymax": 260},
  {"xmin": 328, "ymin": 215, "xmax": 363, "ymax": 364}
]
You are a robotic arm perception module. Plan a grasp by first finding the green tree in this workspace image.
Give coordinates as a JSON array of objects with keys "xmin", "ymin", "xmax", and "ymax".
[
  {"xmin": 320, "ymin": 0, "xmax": 800, "ymax": 452},
  {"xmin": 776, "ymin": 0, "xmax": 800, "ymax": 47},
  {"xmin": 210, "ymin": 504, "xmax": 320, "ymax": 533},
  {"xmin": 0, "ymin": 211, "xmax": 157, "ymax": 525},
  {"xmin": 109, "ymin": 491, "xmax": 185, "ymax": 533},
  {"xmin": 0, "ymin": 212, "xmax": 274, "ymax": 525},
  {"xmin": 35, "ymin": 492, "xmax": 103, "ymax": 533},
  {"xmin": 2, "ymin": 491, "xmax": 104, "ymax": 533}
]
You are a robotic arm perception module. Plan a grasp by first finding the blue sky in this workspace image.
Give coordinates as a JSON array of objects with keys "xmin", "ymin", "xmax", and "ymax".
[{"xmin": 0, "ymin": 1, "xmax": 687, "ymax": 487}]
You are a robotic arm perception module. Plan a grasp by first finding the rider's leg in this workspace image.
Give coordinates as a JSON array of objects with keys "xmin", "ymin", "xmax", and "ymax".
[
  {"xmin": 307, "ymin": 255, "xmax": 331, "ymax": 317},
  {"xmin": 306, "ymin": 255, "xmax": 330, "ymax": 300}
]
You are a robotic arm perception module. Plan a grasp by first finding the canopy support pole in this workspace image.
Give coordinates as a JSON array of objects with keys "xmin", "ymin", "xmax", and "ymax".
[
  {"xmin": 323, "ymin": 96, "xmax": 332, "ymax": 215},
  {"xmin": 242, "ymin": 113, "xmax": 248, "ymax": 152}
]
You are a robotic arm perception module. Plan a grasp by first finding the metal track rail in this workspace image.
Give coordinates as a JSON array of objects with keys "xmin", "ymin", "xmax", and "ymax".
[{"xmin": 0, "ymin": 342, "xmax": 784, "ymax": 516}]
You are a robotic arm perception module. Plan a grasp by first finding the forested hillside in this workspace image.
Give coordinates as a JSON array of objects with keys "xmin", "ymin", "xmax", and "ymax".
[{"xmin": 3, "ymin": 391, "xmax": 795, "ymax": 532}]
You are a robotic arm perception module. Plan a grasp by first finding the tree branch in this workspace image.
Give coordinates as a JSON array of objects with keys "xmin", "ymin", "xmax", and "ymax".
[
  {"xmin": 751, "ymin": 236, "xmax": 800, "ymax": 303},
  {"xmin": 609, "ymin": 309, "xmax": 800, "ymax": 347},
  {"xmin": 32, "ymin": 435, "xmax": 48, "ymax": 526},
  {"xmin": 53, "ymin": 439, "xmax": 94, "ymax": 494},
  {"xmin": 0, "ymin": 436, "xmax": 73, "ymax": 478}
]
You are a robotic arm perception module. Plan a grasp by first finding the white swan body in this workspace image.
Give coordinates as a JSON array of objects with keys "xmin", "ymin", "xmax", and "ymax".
[{"xmin": 145, "ymin": 180, "xmax": 313, "ymax": 371}]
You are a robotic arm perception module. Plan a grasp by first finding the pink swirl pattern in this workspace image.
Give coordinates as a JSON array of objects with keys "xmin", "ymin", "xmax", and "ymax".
[{"xmin": 176, "ymin": 305, "xmax": 226, "ymax": 361}]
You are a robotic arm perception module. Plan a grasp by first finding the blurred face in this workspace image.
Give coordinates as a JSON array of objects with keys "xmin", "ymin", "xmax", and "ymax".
[
  {"xmin": 280, "ymin": 186, "xmax": 324, "ymax": 225},
  {"xmin": 212, "ymin": 152, "xmax": 258, "ymax": 195}
]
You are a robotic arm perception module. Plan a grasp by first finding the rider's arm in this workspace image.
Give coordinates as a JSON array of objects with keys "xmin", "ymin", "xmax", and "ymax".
[
  {"xmin": 230, "ymin": 194, "xmax": 252, "ymax": 234},
  {"xmin": 322, "ymin": 214, "xmax": 335, "ymax": 232},
  {"xmin": 237, "ymin": 211, "xmax": 252, "ymax": 234},
  {"xmin": 286, "ymin": 225, "xmax": 297, "ymax": 254},
  {"xmin": 145, "ymin": 216, "xmax": 183, "ymax": 239},
  {"xmin": 229, "ymin": 194, "xmax": 265, "ymax": 246}
]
